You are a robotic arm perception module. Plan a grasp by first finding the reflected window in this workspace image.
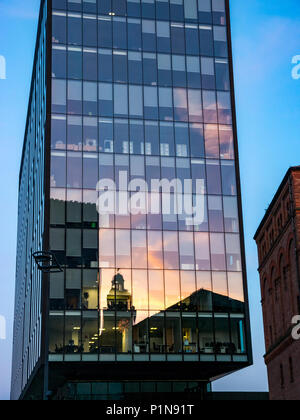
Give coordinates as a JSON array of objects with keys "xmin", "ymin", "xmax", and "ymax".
[
  {"xmin": 223, "ymin": 196, "xmax": 239, "ymax": 233},
  {"xmin": 149, "ymin": 270, "xmax": 165, "ymax": 311},
  {"xmin": 198, "ymin": 314, "xmax": 214, "ymax": 354},
  {"xmin": 163, "ymin": 232, "xmax": 179, "ymax": 269},
  {"xmin": 210, "ymin": 234, "xmax": 226, "ymax": 271},
  {"xmin": 181, "ymin": 271, "xmax": 196, "ymax": 311},
  {"xmin": 221, "ymin": 160, "xmax": 237, "ymax": 195},
  {"xmin": 114, "ymin": 84, "xmax": 128, "ymax": 117},
  {"xmin": 116, "ymin": 230, "xmax": 131, "ymax": 268},
  {"xmin": 208, "ymin": 195, "xmax": 224, "ymax": 232},
  {"xmin": 67, "ymin": 116, "xmax": 82, "ymax": 151},
  {"xmin": 195, "ymin": 232, "xmax": 210, "ymax": 270},
  {"xmin": 52, "ymin": 12, "xmax": 67, "ymax": 44},
  {"xmin": 165, "ymin": 271, "xmax": 181, "ymax": 310},
  {"xmin": 179, "ymin": 232, "xmax": 194, "ymax": 269},
  {"xmin": 173, "ymin": 88, "xmax": 188, "ymax": 122},
  {"xmin": 217, "ymin": 91, "xmax": 232, "ymax": 124},
  {"xmin": 67, "ymin": 229, "xmax": 82, "ymax": 258},
  {"xmin": 166, "ymin": 313, "xmax": 182, "ymax": 353},
  {"xmin": 133, "ymin": 311, "xmax": 149, "ymax": 353},
  {"xmin": 49, "ymin": 313, "xmax": 64, "ymax": 354},
  {"xmin": 148, "ymin": 231, "xmax": 163, "ymax": 269},
  {"xmin": 214, "ymin": 25, "xmax": 228, "ymax": 57},
  {"xmin": 219, "ymin": 125, "xmax": 234, "ymax": 159},
  {"xmin": 187, "ymin": 56, "xmax": 201, "ymax": 89},
  {"xmin": 51, "ymin": 152, "xmax": 66, "ymax": 188},
  {"xmin": 198, "ymin": 0, "xmax": 212, "ymax": 24},
  {"xmin": 99, "ymin": 230, "xmax": 115, "ymax": 268},
  {"xmin": 98, "ymin": 16, "xmax": 112, "ymax": 48},
  {"xmin": 157, "ymin": 21, "xmax": 171, "ymax": 52},
  {"xmin": 190, "ymin": 124, "xmax": 204, "ymax": 158},
  {"xmin": 100, "ymin": 312, "xmax": 116, "ymax": 353},
  {"xmin": 128, "ymin": 18, "xmax": 142, "ymax": 50},
  {"xmin": 116, "ymin": 312, "xmax": 133, "ymax": 353},
  {"xmin": 230, "ymin": 315, "xmax": 246, "ymax": 354},
  {"xmin": 196, "ymin": 272, "xmax": 213, "ymax": 311},
  {"xmin": 132, "ymin": 231, "xmax": 147, "ymax": 268},
  {"xmin": 150, "ymin": 315, "xmax": 165, "ymax": 353},
  {"xmin": 52, "ymin": 46, "xmax": 66, "ymax": 78},
  {"xmin": 188, "ymin": 89, "xmax": 202, "ymax": 123},
  {"xmin": 185, "ymin": 24, "xmax": 199, "ymax": 56},
  {"xmin": 68, "ymin": 47, "xmax": 82, "ymax": 80},
  {"xmin": 182, "ymin": 317, "xmax": 198, "ymax": 353},
  {"xmin": 68, "ymin": 80, "xmax": 82, "ymax": 115},
  {"xmin": 82, "ymin": 270, "xmax": 99, "ymax": 310},
  {"xmin": 83, "ymin": 117, "xmax": 97, "ymax": 152},
  {"xmin": 52, "ymin": 115, "xmax": 66, "ymax": 150},
  {"xmin": 82, "ymin": 312, "xmax": 99, "ymax": 354},
  {"xmin": 65, "ymin": 314, "xmax": 82, "ymax": 354},
  {"xmin": 128, "ymin": 52, "xmax": 143, "ymax": 84},
  {"xmin": 83, "ymin": 81, "xmax": 97, "ymax": 116},
  {"xmin": 68, "ymin": 14, "xmax": 82, "ymax": 46},
  {"xmin": 214, "ymin": 314, "xmax": 230, "ymax": 354},
  {"xmin": 114, "ymin": 50, "xmax": 128, "ymax": 83},
  {"xmin": 67, "ymin": 152, "xmax": 82, "ymax": 188},
  {"xmin": 67, "ymin": 189, "xmax": 82, "ymax": 223},
  {"xmin": 83, "ymin": 15, "xmax": 97, "ymax": 47},
  {"xmin": 99, "ymin": 118, "xmax": 113, "ymax": 153},
  {"xmin": 98, "ymin": 49, "xmax": 113, "ymax": 82},
  {"xmin": 132, "ymin": 270, "xmax": 148, "ymax": 310},
  {"xmin": 99, "ymin": 83, "xmax": 113, "ymax": 117},
  {"xmin": 52, "ymin": 79, "xmax": 66, "ymax": 114},
  {"xmin": 225, "ymin": 233, "xmax": 242, "ymax": 271}
]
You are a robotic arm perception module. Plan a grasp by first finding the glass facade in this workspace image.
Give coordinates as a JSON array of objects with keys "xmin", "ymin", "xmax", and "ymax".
[
  {"xmin": 13, "ymin": 0, "xmax": 251, "ymax": 401},
  {"xmin": 49, "ymin": 0, "xmax": 248, "ymax": 364}
]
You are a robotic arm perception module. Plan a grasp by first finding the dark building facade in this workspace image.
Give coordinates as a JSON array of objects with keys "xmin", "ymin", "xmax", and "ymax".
[
  {"xmin": 254, "ymin": 167, "xmax": 300, "ymax": 400},
  {"xmin": 11, "ymin": 0, "xmax": 252, "ymax": 400}
]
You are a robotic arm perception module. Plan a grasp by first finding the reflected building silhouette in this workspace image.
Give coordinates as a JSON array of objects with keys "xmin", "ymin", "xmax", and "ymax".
[{"xmin": 107, "ymin": 271, "xmax": 132, "ymax": 312}]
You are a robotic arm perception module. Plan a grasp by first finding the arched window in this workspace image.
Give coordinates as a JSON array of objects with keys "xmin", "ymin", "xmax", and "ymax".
[
  {"xmin": 288, "ymin": 239, "xmax": 296, "ymax": 315},
  {"xmin": 270, "ymin": 267, "xmax": 277, "ymax": 340},
  {"xmin": 280, "ymin": 364, "xmax": 285, "ymax": 389},
  {"xmin": 289, "ymin": 357, "xmax": 294, "ymax": 383},
  {"xmin": 278, "ymin": 255, "xmax": 285, "ymax": 332}
]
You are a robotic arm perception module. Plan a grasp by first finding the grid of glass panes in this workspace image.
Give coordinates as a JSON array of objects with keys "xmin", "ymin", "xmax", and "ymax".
[
  {"xmin": 61, "ymin": 381, "xmax": 211, "ymax": 400},
  {"xmin": 49, "ymin": 0, "xmax": 248, "ymax": 361}
]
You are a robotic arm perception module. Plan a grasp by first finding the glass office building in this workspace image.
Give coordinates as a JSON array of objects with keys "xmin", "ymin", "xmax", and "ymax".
[{"xmin": 12, "ymin": 0, "xmax": 252, "ymax": 400}]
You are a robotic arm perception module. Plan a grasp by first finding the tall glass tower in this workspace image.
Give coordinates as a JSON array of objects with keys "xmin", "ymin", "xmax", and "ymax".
[{"xmin": 11, "ymin": 0, "xmax": 252, "ymax": 400}]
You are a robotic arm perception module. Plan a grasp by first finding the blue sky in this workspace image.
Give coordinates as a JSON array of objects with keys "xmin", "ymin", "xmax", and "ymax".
[{"xmin": 0, "ymin": 0, "xmax": 300, "ymax": 400}]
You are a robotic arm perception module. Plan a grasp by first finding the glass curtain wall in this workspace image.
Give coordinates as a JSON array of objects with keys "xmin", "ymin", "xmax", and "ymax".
[{"xmin": 49, "ymin": 0, "xmax": 247, "ymax": 363}]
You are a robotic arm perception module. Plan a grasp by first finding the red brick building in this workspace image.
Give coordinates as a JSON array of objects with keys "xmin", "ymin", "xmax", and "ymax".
[{"xmin": 254, "ymin": 167, "xmax": 300, "ymax": 400}]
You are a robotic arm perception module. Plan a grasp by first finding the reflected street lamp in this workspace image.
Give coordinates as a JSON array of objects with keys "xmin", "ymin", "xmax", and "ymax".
[{"xmin": 32, "ymin": 251, "xmax": 63, "ymax": 400}]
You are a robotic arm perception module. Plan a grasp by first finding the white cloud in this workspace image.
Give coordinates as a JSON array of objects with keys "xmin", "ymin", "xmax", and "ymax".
[
  {"xmin": 0, "ymin": 0, "xmax": 39, "ymax": 20},
  {"xmin": 233, "ymin": 17, "xmax": 300, "ymax": 84}
]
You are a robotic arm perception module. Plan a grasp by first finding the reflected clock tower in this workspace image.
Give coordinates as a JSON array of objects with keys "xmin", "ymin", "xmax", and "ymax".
[
  {"xmin": 107, "ymin": 270, "xmax": 132, "ymax": 311},
  {"xmin": 106, "ymin": 270, "xmax": 133, "ymax": 353}
]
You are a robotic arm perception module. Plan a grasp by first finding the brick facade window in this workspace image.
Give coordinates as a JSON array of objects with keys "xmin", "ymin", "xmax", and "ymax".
[
  {"xmin": 289, "ymin": 357, "xmax": 294, "ymax": 384},
  {"xmin": 280, "ymin": 364, "xmax": 285, "ymax": 389}
]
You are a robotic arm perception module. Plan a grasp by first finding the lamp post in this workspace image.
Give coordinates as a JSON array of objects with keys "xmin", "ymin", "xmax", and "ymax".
[{"xmin": 32, "ymin": 251, "xmax": 63, "ymax": 401}]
